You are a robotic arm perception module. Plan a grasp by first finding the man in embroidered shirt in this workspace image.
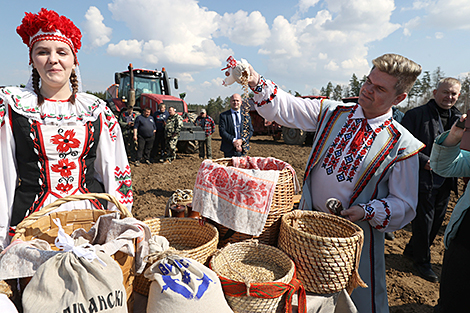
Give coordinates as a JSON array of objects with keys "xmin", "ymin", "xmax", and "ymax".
[
  {"xmin": 401, "ymin": 77, "xmax": 462, "ymax": 283},
  {"xmin": 219, "ymin": 93, "xmax": 254, "ymax": 157},
  {"xmin": 195, "ymin": 109, "xmax": 215, "ymax": 159},
  {"xmin": 237, "ymin": 53, "xmax": 424, "ymax": 313}
]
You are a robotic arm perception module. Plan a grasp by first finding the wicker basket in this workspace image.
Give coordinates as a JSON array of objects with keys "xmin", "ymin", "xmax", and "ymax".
[
  {"xmin": 133, "ymin": 217, "xmax": 219, "ymax": 296},
  {"xmin": 210, "ymin": 240, "xmax": 296, "ymax": 313},
  {"xmin": 278, "ymin": 210, "xmax": 367, "ymax": 294},
  {"xmin": 12, "ymin": 193, "xmax": 135, "ymax": 300},
  {"xmin": 213, "ymin": 158, "xmax": 295, "ymax": 247}
]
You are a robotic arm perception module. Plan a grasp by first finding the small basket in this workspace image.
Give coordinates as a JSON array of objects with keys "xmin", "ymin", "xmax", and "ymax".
[
  {"xmin": 133, "ymin": 217, "xmax": 218, "ymax": 296},
  {"xmin": 213, "ymin": 158, "xmax": 295, "ymax": 247},
  {"xmin": 278, "ymin": 210, "xmax": 367, "ymax": 294},
  {"xmin": 210, "ymin": 240, "xmax": 295, "ymax": 313},
  {"xmin": 12, "ymin": 193, "xmax": 135, "ymax": 300}
]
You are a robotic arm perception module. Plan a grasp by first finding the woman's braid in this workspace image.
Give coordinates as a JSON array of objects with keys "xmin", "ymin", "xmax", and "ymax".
[
  {"xmin": 69, "ymin": 69, "xmax": 78, "ymax": 104},
  {"xmin": 32, "ymin": 68, "xmax": 45, "ymax": 106}
]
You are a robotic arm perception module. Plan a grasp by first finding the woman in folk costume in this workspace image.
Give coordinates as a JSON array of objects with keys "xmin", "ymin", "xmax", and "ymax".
[{"xmin": 0, "ymin": 8, "xmax": 133, "ymax": 249}]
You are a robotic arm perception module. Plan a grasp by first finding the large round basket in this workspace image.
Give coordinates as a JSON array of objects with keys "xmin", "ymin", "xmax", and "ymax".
[
  {"xmin": 12, "ymin": 193, "xmax": 135, "ymax": 300},
  {"xmin": 213, "ymin": 158, "xmax": 295, "ymax": 247},
  {"xmin": 278, "ymin": 210, "xmax": 367, "ymax": 294},
  {"xmin": 210, "ymin": 240, "xmax": 295, "ymax": 313},
  {"xmin": 133, "ymin": 217, "xmax": 218, "ymax": 296}
]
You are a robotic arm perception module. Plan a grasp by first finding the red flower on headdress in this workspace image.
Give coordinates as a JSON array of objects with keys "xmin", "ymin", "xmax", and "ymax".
[{"xmin": 16, "ymin": 8, "xmax": 82, "ymax": 54}]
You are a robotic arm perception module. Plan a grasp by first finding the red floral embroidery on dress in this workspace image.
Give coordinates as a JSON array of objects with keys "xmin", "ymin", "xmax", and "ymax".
[
  {"xmin": 51, "ymin": 158, "xmax": 77, "ymax": 177},
  {"xmin": 51, "ymin": 129, "xmax": 80, "ymax": 153},
  {"xmin": 56, "ymin": 183, "xmax": 74, "ymax": 193}
]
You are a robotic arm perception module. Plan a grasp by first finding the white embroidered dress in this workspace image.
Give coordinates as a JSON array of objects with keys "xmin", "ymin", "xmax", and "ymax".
[{"xmin": 0, "ymin": 86, "xmax": 133, "ymax": 249}]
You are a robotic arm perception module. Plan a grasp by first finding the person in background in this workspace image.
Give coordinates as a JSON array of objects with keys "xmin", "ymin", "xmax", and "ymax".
[
  {"xmin": 392, "ymin": 106, "xmax": 404, "ymax": 123},
  {"xmin": 230, "ymin": 53, "xmax": 423, "ymax": 312},
  {"xmin": 119, "ymin": 106, "xmax": 139, "ymax": 161},
  {"xmin": 133, "ymin": 106, "xmax": 156, "ymax": 166},
  {"xmin": 195, "ymin": 108, "xmax": 215, "ymax": 159},
  {"xmin": 401, "ymin": 77, "xmax": 461, "ymax": 283},
  {"xmin": 430, "ymin": 113, "xmax": 470, "ymax": 312},
  {"xmin": 219, "ymin": 93, "xmax": 254, "ymax": 157},
  {"xmin": 164, "ymin": 106, "xmax": 183, "ymax": 164},
  {"xmin": 0, "ymin": 8, "xmax": 133, "ymax": 249},
  {"xmin": 151, "ymin": 103, "xmax": 169, "ymax": 162}
]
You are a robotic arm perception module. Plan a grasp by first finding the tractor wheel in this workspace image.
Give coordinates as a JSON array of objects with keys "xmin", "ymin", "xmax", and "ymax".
[
  {"xmin": 177, "ymin": 141, "xmax": 199, "ymax": 154},
  {"xmin": 282, "ymin": 127, "xmax": 307, "ymax": 145}
]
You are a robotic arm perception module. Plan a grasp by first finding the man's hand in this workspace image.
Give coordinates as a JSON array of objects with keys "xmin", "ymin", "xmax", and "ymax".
[
  {"xmin": 424, "ymin": 160, "xmax": 432, "ymax": 171},
  {"xmin": 247, "ymin": 65, "xmax": 260, "ymax": 87},
  {"xmin": 133, "ymin": 135, "xmax": 138, "ymax": 141},
  {"xmin": 233, "ymin": 139, "xmax": 243, "ymax": 152},
  {"xmin": 340, "ymin": 205, "xmax": 365, "ymax": 222}
]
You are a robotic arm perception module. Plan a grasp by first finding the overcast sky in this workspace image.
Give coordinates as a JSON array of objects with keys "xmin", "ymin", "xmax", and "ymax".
[{"xmin": 1, "ymin": 0, "xmax": 469, "ymax": 105}]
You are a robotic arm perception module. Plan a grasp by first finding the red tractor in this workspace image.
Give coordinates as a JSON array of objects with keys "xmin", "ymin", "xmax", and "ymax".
[{"xmin": 105, "ymin": 64, "xmax": 205, "ymax": 153}]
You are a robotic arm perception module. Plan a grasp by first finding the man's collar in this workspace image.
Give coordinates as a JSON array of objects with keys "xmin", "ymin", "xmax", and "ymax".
[{"xmin": 355, "ymin": 105, "xmax": 393, "ymax": 128}]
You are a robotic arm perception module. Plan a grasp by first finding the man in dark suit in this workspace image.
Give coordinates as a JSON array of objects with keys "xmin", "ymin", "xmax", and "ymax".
[{"xmin": 219, "ymin": 93, "xmax": 254, "ymax": 157}]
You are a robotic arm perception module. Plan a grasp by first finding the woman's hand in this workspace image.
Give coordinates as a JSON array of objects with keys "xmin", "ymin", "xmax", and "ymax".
[{"xmin": 442, "ymin": 114, "xmax": 467, "ymax": 147}]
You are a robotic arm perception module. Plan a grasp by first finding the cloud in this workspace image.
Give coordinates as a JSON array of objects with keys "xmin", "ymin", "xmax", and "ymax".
[
  {"xmin": 82, "ymin": 6, "xmax": 112, "ymax": 48},
  {"xmin": 217, "ymin": 10, "xmax": 270, "ymax": 46},
  {"xmin": 411, "ymin": 0, "xmax": 470, "ymax": 30},
  {"xmin": 107, "ymin": 39, "xmax": 143, "ymax": 58},
  {"xmin": 107, "ymin": 0, "xmax": 231, "ymax": 71},
  {"xmin": 259, "ymin": 0, "xmax": 400, "ymax": 89},
  {"xmin": 402, "ymin": 16, "xmax": 421, "ymax": 36},
  {"xmin": 435, "ymin": 32, "xmax": 444, "ymax": 39},
  {"xmin": 401, "ymin": 1, "xmax": 431, "ymax": 11},
  {"xmin": 325, "ymin": 60, "xmax": 339, "ymax": 71}
]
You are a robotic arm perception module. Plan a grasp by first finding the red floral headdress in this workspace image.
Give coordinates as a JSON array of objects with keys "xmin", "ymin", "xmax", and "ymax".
[{"xmin": 16, "ymin": 8, "xmax": 82, "ymax": 64}]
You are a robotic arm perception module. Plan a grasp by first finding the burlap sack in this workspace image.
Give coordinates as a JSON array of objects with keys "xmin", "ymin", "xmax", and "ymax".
[
  {"xmin": 22, "ymin": 219, "xmax": 128, "ymax": 313},
  {"xmin": 22, "ymin": 249, "xmax": 127, "ymax": 313},
  {"xmin": 144, "ymin": 237, "xmax": 232, "ymax": 313}
]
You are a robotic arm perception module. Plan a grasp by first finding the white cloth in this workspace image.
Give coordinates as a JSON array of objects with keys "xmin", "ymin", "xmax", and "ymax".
[
  {"xmin": 0, "ymin": 86, "xmax": 133, "ymax": 249},
  {"xmin": 192, "ymin": 159, "xmax": 280, "ymax": 236},
  {"xmin": 254, "ymin": 83, "xmax": 418, "ymax": 232},
  {"xmin": 0, "ymin": 294, "xmax": 18, "ymax": 313},
  {"xmin": 0, "ymin": 239, "xmax": 56, "ymax": 280}
]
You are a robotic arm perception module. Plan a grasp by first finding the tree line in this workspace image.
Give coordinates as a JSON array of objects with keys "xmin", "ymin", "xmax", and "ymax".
[
  {"xmin": 192, "ymin": 67, "xmax": 470, "ymax": 121},
  {"xmin": 315, "ymin": 67, "xmax": 470, "ymax": 114}
]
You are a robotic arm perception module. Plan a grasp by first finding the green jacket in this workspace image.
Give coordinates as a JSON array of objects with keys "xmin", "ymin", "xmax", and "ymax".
[{"xmin": 165, "ymin": 114, "xmax": 183, "ymax": 138}]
